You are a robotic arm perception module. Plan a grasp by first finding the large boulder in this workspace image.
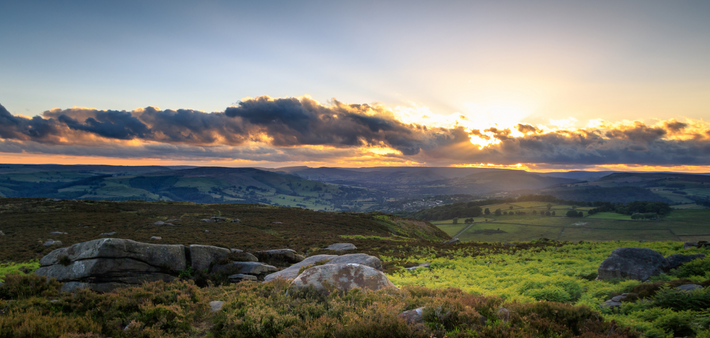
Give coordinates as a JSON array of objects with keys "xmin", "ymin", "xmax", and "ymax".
[
  {"xmin": 264, "ymin": 254, "xmax": 338, "ymax": 282},
  {"xmin": 263, "ymin": 253, "xmax": 383, "ymax": 282},
  {"xmin": 665, "ymin": 254, "xmax": 705, "ymax": 271},
  {"xmin": 597, "ymin": 247, "xmax": 668, "ymax": 281},
  {"xmin": 210, "ymin": 261, "xmax": 278, "ymax": 279},
  {"xmin": 36, "ymin": 238, "xmax": 186, "ymax": 292},
  {"xmin": 189, "ymin": 245, "xmax": 231, "ymax": 272},
  {"xmin": 254, "ymin": 249, "xmax": 305, "ymax": 267},
  {"xmin": 290, "ymin": 263, "xmax": 396, "ymax": 294}
]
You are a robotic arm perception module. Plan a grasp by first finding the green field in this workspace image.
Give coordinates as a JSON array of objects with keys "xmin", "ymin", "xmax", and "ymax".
[{"xmin": 433, "ymin": 208, "xmax": 710, "ymax": 242}]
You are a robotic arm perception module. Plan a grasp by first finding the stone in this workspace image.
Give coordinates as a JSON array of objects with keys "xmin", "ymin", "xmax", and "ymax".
[
  {"xmin": 36, "ymin": 238, "xmax": 186, "ymax": 293},
  {"xmin": 99, "ymin": 232, "xmax": 116, "ymax": 236},
  {"xmin": 597, "ymin": 247, "xmax": 668, "ymax": 281},
  {"xmin": 231, "ymin": 218, "xmax": 240, "ymax": 223},
  {"xmin": 228, "ymin": 274, "xmax": 258, "ymax": 282},
  {"xmin": 443, "ymin": 238, "xmax": 460, "ymax": 245},
  {"xmin": 272, "ymin": 221, "xmax": 282, "ymax": 224},
  {"xmin": 153, "ymin": 221, "xmax": 165, "ymax": 226},
  {"xmin": 210, "ymin": 217, "xmax": 227, "ymax": 222},
  {"xmin": 611, "ymin": 295, "xmax": 627, "ymax": 302},
  {"xmin": 229, "ymin": 250, "xmax": 259, "ymax": 262},
  {"xmin": 38, "ymin": 238, "xmax": 186, "ymax": 272},
  {"xmin": 166, "ymin": 219, "xmax": 180, "ymax": 223},
  {"xmin": 676, "ymin": 284, "xmax": 703, "ymax": 292},
  {"xmin": 50, "ymin": 232, "xmax": 67, "ymax": 235},
  {"xmin": 329, "ymin": 254, "xmax": 383, "ymax": 270},
  {"xmin": 150, "ymin": 236, "xmax": 162, "ymax": 241},
  {"xmin": 600, "ymin": 300, "xmax": 623, "ymax": 308},
  {"xmin": 211, "ymin": 262, "xmax": 278, "ymax": 278},
  {"xmin": 684, "ymin": 242, "xmax": 699, "ymax": 250},
  {"xmin": 264, "ymin": 254, "xmax": 338, "ymax": 282},
  {"xmin": 44, "ymin": 240, "xmax": 62, "ymax": 247},
  {"xmin": 209, "ymin": 301, "xmax": 224, "ymax": 312},
  {"xmin": 201, "ymin": 219, "xmax": 213, "ymax": 223},
  {"xmin": 254, "ymin": 249, "xmax": 305, "ymax": 267},
  {"xmin": 290, "ymin": 263, "xmax": 396, "ymax": 294},
  {"xmin": 399, "ymin": 307, "xmax": 425, "ymax": 324},
  {"xmin": 406, "ymin": 262, "xmax": 431, "ymax": 271},
  {"xmin": 325, "ymin": 243, "xmax": 357, "ymax": 251},
  {"xmin": 204, "ymin": 230, "xmax": 210, "ymax": 233},
  {"xmin": 497, "ymin": 307, "xmax": 510, "ymax": 322},
  {"xmin": 189, "ymin": 245, "xmax": 231, "ymax": 272},
  {"xmin": 0, "ymin": 230, "xmax": 5, "ymax": 236},
  {"xmin": 665, "ymin": 254, "xmax": 705, "ymax": 271},
  {"xmin": 264, "ymin": 253, "xmax": 383, "ymax": 282}
]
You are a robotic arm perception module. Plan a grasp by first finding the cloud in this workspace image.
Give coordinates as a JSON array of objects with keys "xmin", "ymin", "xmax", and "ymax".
[{"xmin": 1, "ymin": 99, "xmax": 710, "ymax": 167}]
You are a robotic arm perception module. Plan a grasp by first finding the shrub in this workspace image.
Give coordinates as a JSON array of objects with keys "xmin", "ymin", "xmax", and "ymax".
[
  {"xmin": 0, "ymin": 273, "xmax": 61, "ymax": 300},
  {"xmin": 652, "ymin": 285, "xmax": 710, "ymax": 311},
  {"xmin": 671, "ymin": 257, "xmax": 710, "ymax": 278}
]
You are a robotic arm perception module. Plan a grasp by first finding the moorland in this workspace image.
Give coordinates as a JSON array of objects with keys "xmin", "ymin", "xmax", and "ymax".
[{"xmin": 2, "ymin": 166, "xmax": 710, "ymax": 337}]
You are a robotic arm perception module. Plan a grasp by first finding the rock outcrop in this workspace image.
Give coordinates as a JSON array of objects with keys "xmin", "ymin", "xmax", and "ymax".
[
  {"xmin": 264, "ymin": 254, "xmax": 338, "ymax": 282},
  {"xmin": 290, "ymin": 263, "xmax": 395, "ymax": 294},
  {"xmin": 597, "ymin": 248, "xmax": 668, "ymax": 281},
  {"xmin": 399, "ymin": 307, "xmax": 425, "ymax": 324},
  {"xmin": 254, "ymin": 249, "xmax": 305, "ymax": 267},
  {"xmin": 264, "ymin": 253, "xmax": 383, "ymax": 282},
  {"xmin": 211, "ymin": 262, "xmax": 278, "ymax": 279},
  {"xmin": 190, "ymin": 245, "xmax": 231, "ymax": 272},
  {"xmin": 36, "ymin": 238, "xmax": 186, "ymax": 293}
]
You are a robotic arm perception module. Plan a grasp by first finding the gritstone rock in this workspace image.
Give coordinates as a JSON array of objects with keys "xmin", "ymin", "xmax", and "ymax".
[
  {"xmin": 290, "ymin": 263, "xmax": 395, "ymax": 294},
  {"xmin": 35, "ymin": 238, "xmax": 186, "ymax": 293},
  {"xmin": 597, "ymin": 247, "xmax": 667, "ymax": 281},
  {"xmin": 325, "ymin": 243, "xmax": 356, "ymax": 251}
]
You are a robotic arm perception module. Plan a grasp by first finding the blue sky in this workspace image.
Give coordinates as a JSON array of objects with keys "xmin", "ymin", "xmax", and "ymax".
[{"xmin": 1, "ymin": 1, "xmax": 710, "ymax": 169}]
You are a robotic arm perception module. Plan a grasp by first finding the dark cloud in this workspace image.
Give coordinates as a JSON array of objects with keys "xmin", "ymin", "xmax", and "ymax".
[
  {"xmin": 516, "ymin": 123, "xmax": 540, "ymax": 134},
  {"xmin": 1, "ymin": 99, "xmax": 710, "ymax": 167}
]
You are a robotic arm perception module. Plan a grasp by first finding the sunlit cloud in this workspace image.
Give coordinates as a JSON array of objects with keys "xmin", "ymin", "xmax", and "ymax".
[{"xmin": 2, "ymin": 98, "xmax": 710, "ymax": 172}]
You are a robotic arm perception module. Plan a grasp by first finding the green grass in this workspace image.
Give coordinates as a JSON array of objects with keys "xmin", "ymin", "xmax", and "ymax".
[
  {"xmin": 432, "ymin": 208, "xmax": 710, "ymax": 242},
  {"xmin": 0, "ymin": 261, "xmax": 39, "ymax": 281},
  {"xmin": 587, "ymin": 212, "xmax": 633, "ymax": 220}
]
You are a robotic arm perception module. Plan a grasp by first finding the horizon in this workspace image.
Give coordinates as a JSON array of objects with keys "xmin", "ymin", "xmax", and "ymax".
[{"xmin": 2, "ymin": 1, "xmax": 709, "ymax": 172}]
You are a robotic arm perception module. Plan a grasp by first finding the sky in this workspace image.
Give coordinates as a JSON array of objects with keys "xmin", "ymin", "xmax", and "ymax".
[{"xmin": 1, "ymin": 0, "xmax": 709, "ymax": 171}]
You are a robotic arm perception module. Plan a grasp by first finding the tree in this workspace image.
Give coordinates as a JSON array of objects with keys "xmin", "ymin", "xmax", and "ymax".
[
  {"xmin": 484, "ymin": 208, "xmax": 490, "ymax": 215},
  {"xmin": 532, "ymin": 210, "xmax": 537, "ymax": 215},
  {"xmin": 545, "ymin": 210, "xmax": 551, "ymax": 216},
  {"xmin": 546, "ymin": 203, "xmax": 552, "ymax": 211},
  {"xmin": 453, "ymin": 217, "xmax": 458, "ymax": 224},
  {"xmin": 551, "ymin": 211, "xmax": 556, "ymax": 216},
  {"xmin": 509, "ymin": 205, "xmax": 514, "ymax": 210},
  {"xmin": 494, "ymin": 209, "xmax": 502, "ymax": 216}
]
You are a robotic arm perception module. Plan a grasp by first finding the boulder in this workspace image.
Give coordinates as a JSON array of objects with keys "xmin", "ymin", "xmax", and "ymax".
[
  {"xmin": 676, "ymin": 284, "xmax": 703, "ymax": 292},
  {"xmin": 153, "ymin": 221, "xmax": 165, "ymax": 226},
  {"xmin": 290, "ymin": 263, "xmax": 396, "ymax": 294},
  {"xmin": 99, "ymin": 232, "xmax": 116, "ymax": 236},
  {"xmin": 36, "ymin": 238, "xmax": 186, "ymax": 292},
  {"xmin": 254, "ymin": 249, "xmax": 305, "ymax": 267},
  {"xmin": 406, "ymin": 262, "xmax": 430, "ymax": 271},
  {"xmin": 597, "ymin": 247, "xmax": 667, "ymax": 281},
  {"xmin": 50, "ymin": 232, "xmax": 67, "ymax": 235},
  {"xmin": 665, "ymin": 254, "xmax": 705, "ymax": 270},
  {"xmin": 325, "ymin": 243, "xmax": 356, "ymax": 251},
  {"xmin": 684, "ymin": 242, "xmax": 698, "ymax": 250},
  {"xmin": 44, "ymin": 240, "xmax": 62, "ymax": 247},
  {"xmin": 231, "ymin": 218, "xmax": 240, "ymax": 223},
  {"xmin": 0, "ymin": 230, "xmax": 4, "ymax": 236},
  {"xmin": 211, "ymin": 262, "xmax": 278, "ymax": 279},
  {"xmin": 150, "ymin": 236, "xmax": 162, "ymax": 241},
  {"xmin": 399, "ymin": 307, "xmax": 425, "ymax": 324},
  {"xmin": 264, "ymin": 254, "xmax": 338, "ymax": 282},
  {"xmin": 263, "ymin": 253, "xmax": 383, "ymax": 282},
  {"xmin": 229, "ymin": 250, "xmax": 259, "ymax": 262},
  {"xmin": 189, "ymin": 245, "xmax": 231, "ymax": 272},
  {"xmin": 329, "ymin": 253, "xmax": 383, "ymax": 270},
  {"xmin": 228, "ymin": 274, "xmax": 258, "ymax": 282},
  {"xmin": 209, "ymin": 301, "xmax": 224, "ymax": 313}
]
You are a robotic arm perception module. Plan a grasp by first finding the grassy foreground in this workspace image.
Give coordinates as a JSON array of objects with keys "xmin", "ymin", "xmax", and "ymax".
[{"xmin": 2, "ymin": 240, "xmax": 710, "ymax": 337}]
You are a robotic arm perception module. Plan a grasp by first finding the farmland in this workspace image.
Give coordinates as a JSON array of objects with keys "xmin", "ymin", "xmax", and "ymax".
[{"xmin": 432, "ymin": 201, "xmax": 710, "ymax": 243}]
